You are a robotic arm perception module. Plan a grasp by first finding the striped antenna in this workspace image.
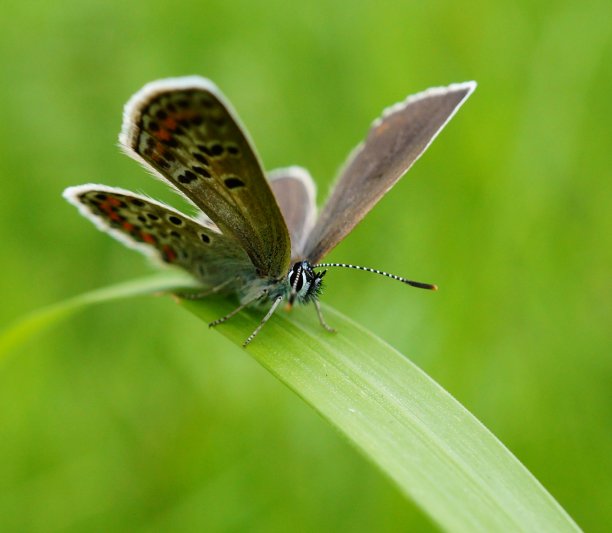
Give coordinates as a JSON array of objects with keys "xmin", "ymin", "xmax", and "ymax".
[{"xmin": 313, "ymin": 262, "xmax": 437, "ymax": 291}]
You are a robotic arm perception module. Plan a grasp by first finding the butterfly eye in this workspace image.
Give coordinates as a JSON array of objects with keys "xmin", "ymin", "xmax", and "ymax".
[
  {"xmin": 294, "ymin": 271, "xmax": 306, "ymax": 293},
  {"xmin": 287, "ymin": 264, "xmax": 304, "ymax": 290},
  {"xmin": 287, "ymin": 261, "xmax": 319, "ymax": 304},
  {"xmin": 287, "ymin": 266, "xmax": 298, "ymax": 286}
]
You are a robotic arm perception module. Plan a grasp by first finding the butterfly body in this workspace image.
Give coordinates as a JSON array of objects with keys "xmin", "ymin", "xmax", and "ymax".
[{"xmin": 64, "ymin": 76, "xmax": 475, "ymax": 345}]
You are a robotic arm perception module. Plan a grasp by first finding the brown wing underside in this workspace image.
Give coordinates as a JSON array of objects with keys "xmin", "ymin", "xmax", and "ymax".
[
  {"xmin": 66, "ymin": 186, "xmax": 256, "ymax": 289},
  {"xmin": 269, "ymin": 167, "xmax": 317, "ymax": 261},
  {"xmin": 303, "ymin": 82, "xmax": 476, "ymax": 264},
  {"xmin": 120, "ymin": 78, "xmax": 291, "ymax": 279}
]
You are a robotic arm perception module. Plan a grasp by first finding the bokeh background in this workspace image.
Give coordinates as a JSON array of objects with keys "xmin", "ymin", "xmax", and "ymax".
[{"xmin": 1, "ymin": 0, "xmax": 610, "ymax": 531}]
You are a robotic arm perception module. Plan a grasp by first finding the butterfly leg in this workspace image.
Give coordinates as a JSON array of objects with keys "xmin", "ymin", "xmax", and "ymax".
[
  {"xmin": 314, "ymin": 300, "xmax": 336, "ymax": 333},
  {"xmin": 243, "ymin": 295, "xmax": 284, "ymax": 347},
  {"xmin": 175, "ymin": 277, "xmax": 237, "ymax": 300},
  {"xmin": 209, "ymin": 290, "xmax": 268, "ymax": 328}
]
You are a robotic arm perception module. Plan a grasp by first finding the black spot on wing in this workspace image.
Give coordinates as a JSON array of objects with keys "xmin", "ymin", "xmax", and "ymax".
[{"xmin": 224, "ymin": 176, "xmax": 245, "ymax": 189}]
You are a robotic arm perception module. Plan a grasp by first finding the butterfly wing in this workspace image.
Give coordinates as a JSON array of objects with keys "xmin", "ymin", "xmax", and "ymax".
[
  {"xmin": 119, "ymin": 77, "xmax": 291, "ymax": 279},
  {"xmin": 303, "ymin": 81, "xmax": 476, "ymax": 264},
  {"xmin": 63, "ymin": 185, "xmax": 256, "ymax": 289},
  {"xmin": 268, "ymin": 166, "xmax": 317, "ymax": 261}
]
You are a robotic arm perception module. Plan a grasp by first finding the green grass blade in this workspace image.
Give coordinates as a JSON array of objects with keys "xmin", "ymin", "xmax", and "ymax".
[
  {"xmin": 180, "ymin": 297, "xmax": 580, "ymax": 533},
  {"xmin": 0, "ymin": 275, "xmax": 580, "ymax": 532},
  {"xmin": 0, "ymin": 273, "xmax": 195, "ymax": 360}
]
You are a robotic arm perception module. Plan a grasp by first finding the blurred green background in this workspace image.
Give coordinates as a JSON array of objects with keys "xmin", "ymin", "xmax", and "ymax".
[{"xmin": 1, "ymin": 0, "xmax": 610, "ymax": 531}]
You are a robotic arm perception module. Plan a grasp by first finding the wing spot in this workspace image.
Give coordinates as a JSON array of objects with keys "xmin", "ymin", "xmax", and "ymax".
[
  {"xmin": 224, "ymin": 176, "xmax": 245, "ymax": 189},
  {"xmin": 168, "ymin": 215, "xmax": 183, "ymax": 226},
  {"xmin": 170, "ymin": 230, "xmax": 181, "ymax": 238},
  {"xmin": 193, "ymin": 166, "xmax": 211, "ymax": 178},
  {"xmin": 210, "ymin": 143, "xmax": 224, "ymax": 156},
  {"xmin": 162, "ymin": 116, "xmax": 178, "ymax": 130},
  {"xmin": 200, "ymin": 233, "xmax": 211, "ymax": 244},
  {"xmin": 160, "ymin": 137, "xmax": 179, "ymax": 148},
  {"xmin": 162, "ymin": 245, "xmax": 177, "ymax": 263},
  {"xmin": 226, "ymin": 144, "xmax": 240, "ymax": 156},
  {"xmin": 194, "ymin": 152, "xmax": 209, "ymax": 165},
  {"xmin": 111, "ymin": 198, "xmax": 127, "ymax": 208},
  {"xmin": 155, "ymin": 109, "xmax": 167, "ymax": 120},
  {"xmin": 147, "ymin": 213, "xmax": 159, "ymax": 221},
  {"xmin": 141, "ymin": 232, "xmax": 157, "ymax": 244},
  {"xmin": 95, "ymin": 193, "xmax": 107, "ymax": 201},
  {"xmin": 178, "ymin": 170, "xmax": 197, "ymax": 184},
  {"xmin": 148, "ymin": 121, "xmax": 160, "ymax": 132},
  {"xmin": 196, "ymin": 144, "xmax": 215, "ymax": 157}
]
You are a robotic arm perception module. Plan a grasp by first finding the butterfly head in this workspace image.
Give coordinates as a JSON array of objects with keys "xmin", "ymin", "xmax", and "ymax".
[{"xmin": 287, "ymin": 261, "xmax": 326, "ymax": 306}]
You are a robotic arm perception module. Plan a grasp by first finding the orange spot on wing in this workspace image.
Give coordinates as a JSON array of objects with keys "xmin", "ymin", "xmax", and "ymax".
[
  {"xmin": 141, "ymin": 232, "xmax": 156, "ymax": 244},
  {"xmin": 156, "ymin": 129, "xmax": 171, "ymax": 141},
  {"xmin": 122, "ymin": 222, "xmax": 134, "ymax": 232},
  {"xmin": 163, "ymin": 117, "xmax": 177, "ymax": 129},
  {"xmin": 99, "ymin": 200, "xmax": 123, "ymax": 222},
  {"xmin": 162, "ymin": 245, "xmax": 177, "ymax": 262},
  {"xmin": 149, "ymin": 143, "xmax": 168, "ymax": 163}
]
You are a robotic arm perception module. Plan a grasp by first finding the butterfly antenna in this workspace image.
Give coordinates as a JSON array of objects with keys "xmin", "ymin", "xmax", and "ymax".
[{"xmin": 313, "ymin": 262, "xmax": 438, "ymax": 291}]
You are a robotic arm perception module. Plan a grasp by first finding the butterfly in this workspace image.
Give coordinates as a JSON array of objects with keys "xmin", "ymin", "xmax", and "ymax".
[{"xmin": 64, "ymin": 76, "xmax": 476, "ymax": 346}]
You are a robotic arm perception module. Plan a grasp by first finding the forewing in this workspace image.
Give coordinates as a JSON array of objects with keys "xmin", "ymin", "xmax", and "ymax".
[
  {"xmin": 303, "ymin": 81, "xmax": 476, "ymax": 264},
  {"xmin": 63, "ymin": 185, "xmax": 256, "ymax": 288},
  {"xmin": 119, "ymin": 77, "xmax": 291, "ymax": 279},
  {"xmin": 269, "ymin": 166, "xmax": 317, "ymax": 260}
]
